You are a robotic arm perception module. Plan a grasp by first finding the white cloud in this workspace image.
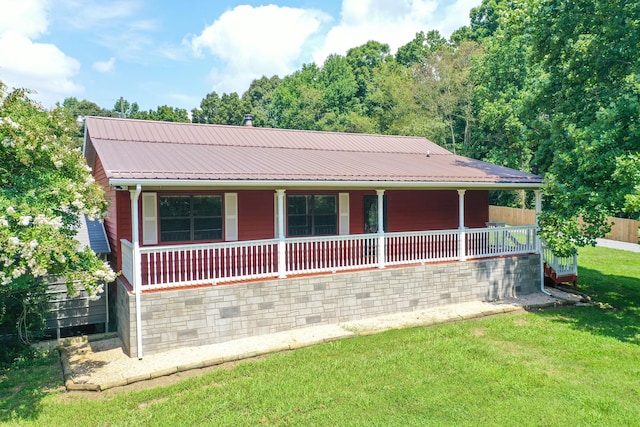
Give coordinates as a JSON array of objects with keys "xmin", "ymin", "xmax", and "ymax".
[
  {"xmin": 0, "ymin": 0, "xmax": 84, "ymax": 106},
  {"xmin": 93, "ymin": 57, "xmax": 116, "ymax": 73},
  {"xmin": 0, "ymin": 0, "xmax": 49, "ymax": 38},
  {"xmin": 0, "ymin": 30, "xmax": 82, "ymax": 106},
  {"xmin": 188, "ymin": 4, "xmax": 331, "ymax": 94},
  {"xmin": 313, "ymin": 0, "xmax": 480, "ymax": 64},
  {"xmin": 55, "ymin": 0, "xmax": 142, "ymax": 30}
]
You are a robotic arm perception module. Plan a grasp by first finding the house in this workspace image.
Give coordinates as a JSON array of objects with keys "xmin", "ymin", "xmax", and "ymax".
[
  {"xmin": 83, "ymin": 115, "xmax": 562, "ymax": 358},
  {"xmin": 46, "ymin": 215, "xmax": 111, "ymax": 339}
]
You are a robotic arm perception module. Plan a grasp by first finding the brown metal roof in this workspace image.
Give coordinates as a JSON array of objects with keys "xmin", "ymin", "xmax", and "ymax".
[{"xmin": 85, "ymin": 116, "xmax": 542, "ymax": 188}]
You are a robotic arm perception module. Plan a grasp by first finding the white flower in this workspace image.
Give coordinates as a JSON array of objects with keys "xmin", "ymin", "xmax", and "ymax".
[
  {"xmin": 32, "ymin": 266, "xmax": 47, "ymax": 277},
  {"xmin": 0, "ymin": 216, "xmax": 7, "ymax": 227},
  {"xmin": 54, "ymin": 160, "xmax": 63, "ymax": 168},
  {"xmin": 12, "ymin": 267, "xmax": 23, "ymax": 279},
  {"xmin": 2, "ymin": 117, "xmax": 19, "ymax": 129},
  {"xmin": 18, "ymin": 215, "xmax": 32, "ymax": 226},
  {"xmin": 28, "ymin": 239, "xmax": 38, "ymax": 249},
  {"xmin": 50, "ymin": 216, "xmax": 63, "ymax": 230},
  {"xmin": 8, "ymin": 236, "xmax": 20, "ymax": 247},
  {"xmin": 6, "ymin": 206, "xmax": 15, "ymax": 214}
]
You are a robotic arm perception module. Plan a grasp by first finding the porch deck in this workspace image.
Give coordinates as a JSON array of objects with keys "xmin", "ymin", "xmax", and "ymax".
[{"xmin": 119, "ymin": 225, "xmax": 562, "ymax": 291}]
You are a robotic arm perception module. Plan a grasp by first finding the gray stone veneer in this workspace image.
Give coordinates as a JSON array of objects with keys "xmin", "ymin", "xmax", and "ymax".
[{"xmin": 117, "ymin": 255, "xmax": 540, "ymax": 357}]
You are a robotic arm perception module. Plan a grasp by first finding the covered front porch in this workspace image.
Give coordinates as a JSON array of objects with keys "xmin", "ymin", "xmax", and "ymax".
[
  {"xmin": 121, "ymin": 224, "xmax": 539, "ymax": 290},
  {"xmin": 118, "ymin": 186, "xmax": 562, "ymax": 292}
]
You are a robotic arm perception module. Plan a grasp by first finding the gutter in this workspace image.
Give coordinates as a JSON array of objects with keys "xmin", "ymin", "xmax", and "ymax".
[{"xmin": 109, "ymin": 178, "xmax": 542, "ymax": 191}]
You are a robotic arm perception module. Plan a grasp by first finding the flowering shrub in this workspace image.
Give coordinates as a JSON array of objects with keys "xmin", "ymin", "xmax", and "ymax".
[{"xmin": 0, "ymin": 82, "xmax": 116, "ymax": 342}]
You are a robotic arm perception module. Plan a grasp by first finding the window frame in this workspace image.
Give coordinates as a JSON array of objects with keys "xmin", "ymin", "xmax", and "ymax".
[
  {"xmin": 287, "ymin": 194, "xmax": 338, "ymax": 237},
  {"xmin": 158, "ymin": 194, "xmax": 224, "ymax": 243}
]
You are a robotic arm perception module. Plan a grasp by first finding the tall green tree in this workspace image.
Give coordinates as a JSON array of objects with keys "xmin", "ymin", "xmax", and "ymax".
[
  {"xmin": 242, "ymin": 75, "xmax": 281, "ymax": 127},
  {"xmin": 415, "ymin": 39, "xmax": 483, "ymax": 154},
  {"xmin": 524, "ymin": 0, "xmax": 640, "ymax": 253},
  {"xmin": 0, "ymin": 82, "xmax": 115, "ymax": 344},
  {"xmin": 268, "ymin": 63, "xmax": 323, "ymax": 130},
  {"xmin": 345, "ymin": 41, "xmax": 391, "ymax": 101},
  {"xmin": 193, "ymin": 91, "xmax": 249, "ymax": 125},
  {"xmin": 470, "ymin": 4, "xmax": 533, "ymax": 208}
]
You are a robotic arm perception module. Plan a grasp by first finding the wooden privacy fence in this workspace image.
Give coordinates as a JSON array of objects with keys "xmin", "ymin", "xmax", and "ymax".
[{"xmin": 489, "ymin": 205, "xmax": 639, "ymax": 244}]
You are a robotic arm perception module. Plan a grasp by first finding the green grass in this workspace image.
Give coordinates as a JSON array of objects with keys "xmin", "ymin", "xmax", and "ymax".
[{"xmin": 2, "ymin": 246, "xmax": 640, "ymax": 426}]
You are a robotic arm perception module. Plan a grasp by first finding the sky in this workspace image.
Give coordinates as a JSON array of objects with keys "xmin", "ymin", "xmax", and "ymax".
[{"xmin": 0, "ymin": 0, "xmax": 482, "ymax": 112}]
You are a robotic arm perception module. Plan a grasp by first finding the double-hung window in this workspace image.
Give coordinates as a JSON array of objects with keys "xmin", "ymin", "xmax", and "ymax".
[
  {"xmin": 159, "ymin": 195, "xmax": 222, "ymax": 242},
  {"xmin": 287, "ymin": 195, "xmax": 337, "ymax": 236}
]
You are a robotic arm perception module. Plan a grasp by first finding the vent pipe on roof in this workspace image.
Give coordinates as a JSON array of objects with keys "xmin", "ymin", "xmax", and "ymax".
[{"xmin": 244, "ymin": 114, "xmax": 253, "ymax": 127}]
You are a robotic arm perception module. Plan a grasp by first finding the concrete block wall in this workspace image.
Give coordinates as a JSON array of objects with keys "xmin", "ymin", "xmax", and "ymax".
[{"xmin": 119, "ymin": 255, "xmax": 540, "ymax": 357}]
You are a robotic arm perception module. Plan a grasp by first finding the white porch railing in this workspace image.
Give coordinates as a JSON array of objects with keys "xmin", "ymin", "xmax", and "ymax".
[
  {"xmin": 121, "ymin": 225, "xmax": 538, "ymax": 291},
  {"xmin": 286, "ymin": 234, "xmax": 379, "ymax": 274},
  {"xmin": 385, "ymin": 230, "xmax": 459, "ymax": 266},
  {"xmin": 466, "ymin": 225, "xmax": 536, "ymax": 259},
  {"xmin": 541, "ymin": 243, "xmax": 578, "ymax": 278},
  {"xmin": 138, "ymin": 239, "xmax": 279, "ymax": 290}
]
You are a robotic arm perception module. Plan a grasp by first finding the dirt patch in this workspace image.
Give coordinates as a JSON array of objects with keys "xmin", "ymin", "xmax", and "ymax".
[
  {"xmin": 472, "ymin": 327, "xmax": 487, "ymax": 337},
  {"xmin": 513, "ymin": 318, "xmax": 529, "ymax": 326}
]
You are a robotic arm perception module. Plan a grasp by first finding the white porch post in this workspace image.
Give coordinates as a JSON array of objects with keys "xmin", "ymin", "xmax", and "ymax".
[
  {"xmin": 458, "ymin": 189, "xmax": 466, "ymax": 261},
  {"xmin": 276, "ymin": 189, "xmax": 287, "ymax": 278},
  {"xmin": 377, "ymin": 189, "xmax": 386, "ymax": 269},
  {"xmin": 129, "ymin": 184, "xmax": 144, "ymax": 359}
]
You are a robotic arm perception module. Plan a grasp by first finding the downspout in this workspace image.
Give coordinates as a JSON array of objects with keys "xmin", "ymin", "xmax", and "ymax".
[
  {"xmin": 130, "ymin": 184, "xmax": 144, "ymax": 358},
  {"xmin": 535, "ymin": 190, "xmax": 552, "ymax": 296}
]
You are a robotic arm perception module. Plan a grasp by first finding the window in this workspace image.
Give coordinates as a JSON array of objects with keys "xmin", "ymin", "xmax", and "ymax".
[
  {"xmin": 159, "ymin": 195, "xmax": 222, "ymax": 242},
  {"xmin": 287, "ymin": 195, "xmax": 337, "ymax": 236}
]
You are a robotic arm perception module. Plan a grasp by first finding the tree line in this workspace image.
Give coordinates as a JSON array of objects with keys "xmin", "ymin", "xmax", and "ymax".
[{"xmin": 57, "ymin": 0, "xmax": 639, "ymax": 255}]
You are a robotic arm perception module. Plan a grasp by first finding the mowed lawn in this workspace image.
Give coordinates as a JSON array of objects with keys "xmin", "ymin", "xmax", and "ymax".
[{"xmin": 2, "ymin": 246, "xmax": 640, "ymax": 426}]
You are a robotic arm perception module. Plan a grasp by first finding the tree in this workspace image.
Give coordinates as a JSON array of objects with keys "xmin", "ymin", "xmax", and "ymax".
[
  {"xmin": 193, "ymin": 92, "xmax": 249, "ymax": 125},
  {"xmin": 242, "ymin": 75, "xmax": 281, "ymax": 127},
  {"xmin": 268, "ymin": 63, "xmax": 323, "ymax": 129},
  {"xmin": 396, "ymin": 30, "xmax": 448, "ymax": 66},
  {"xmin": 56, "ymin": 97, "xmax": 115, "ymax": 137},
  {"xmin": 415, "ymin": 40, "xmax": 483, "ymax": 154},
  {"xmin": 470, "ymin": 5, "xmax": 534, "ymax": 208},
  {"xmin": 524, "ymin": 0, "xmax": 640, "ymax": 254},
  {"xmin": 345, "ymin": 40, "xmax": 391, "ymax": 101},
  {"xmin": 0, "ymin": 82, "xmax": 116, "ymax": 344},
  {"xmin": 112, "ymin": 97, "xmax": 140, "ymax": 118}
]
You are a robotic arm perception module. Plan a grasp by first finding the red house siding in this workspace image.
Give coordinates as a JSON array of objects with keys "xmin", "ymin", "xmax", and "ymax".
[
  {"xmin": 238, "ymin": 190, "xmax": 275, "ymax": 240},
  {"xmin": 349, "ymin": 190, "xmax": 489, "ymax": 234},
  {"xmin": 115, "ymin": 191, "xmax": 132, "ymax": 272},
  {"xmin": 387, "ymin": 190, "xmax": 488, "ymax": 231},
  {"xmin": 94, "ymin": 156, "xmax": 121, "ymax": 270}
]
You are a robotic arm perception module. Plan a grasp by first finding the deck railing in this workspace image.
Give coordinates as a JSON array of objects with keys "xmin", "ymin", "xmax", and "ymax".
[
  {"xmin": 466, "ymin": 225, "xmax": 536, "ymax": 258},
  {"xmin": 541, "ymin": 243, "xmax": 578, "ymax": 278},
  {"xmin": 121, "ymin": 225, "xmax": 538, "ymax": 291}
]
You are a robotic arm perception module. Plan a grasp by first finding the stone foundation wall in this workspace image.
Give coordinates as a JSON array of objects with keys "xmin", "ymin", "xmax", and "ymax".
[{"xmin": 118, "ymin": 255, "xmax": 540, "ymax": 357}]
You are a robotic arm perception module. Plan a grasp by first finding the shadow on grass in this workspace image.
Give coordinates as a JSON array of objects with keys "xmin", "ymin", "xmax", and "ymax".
[
  {"xmin": 0, "ymin": 350, "xmax": 63, "ymax": 423},
  {"xmin": 535, "ymin": 265, "xmax": 640, "ymax": 345}
]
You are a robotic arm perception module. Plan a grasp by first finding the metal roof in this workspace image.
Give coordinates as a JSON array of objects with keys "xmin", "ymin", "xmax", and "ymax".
[
  {"xmin": 85, "ymin": 116, "xmax": 542, "ymax": 189},
  {"xmin": 76, "ymin": 215, "xmax": 111, "ymax": 254}
]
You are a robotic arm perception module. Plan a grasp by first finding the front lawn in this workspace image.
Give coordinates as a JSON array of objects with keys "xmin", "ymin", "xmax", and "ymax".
[{"xmin": 2, "ymin": 246, "xmax": 639, "ymax": 426}]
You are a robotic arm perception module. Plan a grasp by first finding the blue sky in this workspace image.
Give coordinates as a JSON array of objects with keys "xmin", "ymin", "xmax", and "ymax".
[{"xmin": 0, "ymin": 0, "xmax": 481, "ymax": 112}]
